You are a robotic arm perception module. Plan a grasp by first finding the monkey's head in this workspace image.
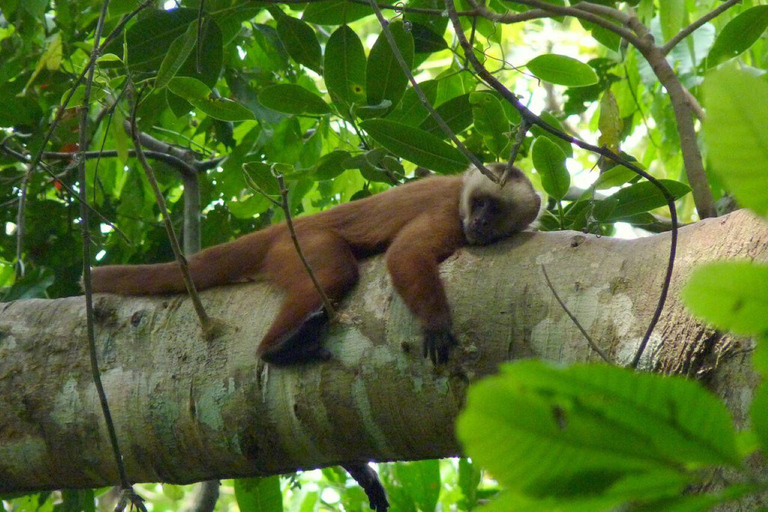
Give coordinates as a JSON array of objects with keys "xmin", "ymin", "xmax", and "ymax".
[{"xmin": 459, "ymin": 164, "xmax": 542, "ymax": 245}]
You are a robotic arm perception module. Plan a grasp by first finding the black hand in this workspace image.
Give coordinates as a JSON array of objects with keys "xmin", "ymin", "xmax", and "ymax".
[
  {"xmin": 422, "ymin": 328, "xmax": 457, "ymax": 364},
  {"xmin": 342, "ymin": 463, "xmax": 389, "ymax": 511},
  {"xmin": 261, "ymin": 308, "xmax": 331, "ymax": 365}
]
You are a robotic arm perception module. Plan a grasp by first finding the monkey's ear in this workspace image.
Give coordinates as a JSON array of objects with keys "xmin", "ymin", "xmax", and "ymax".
[{"xmin": 260, "ymin": 309, "xmax": 332, "ymax": 365}]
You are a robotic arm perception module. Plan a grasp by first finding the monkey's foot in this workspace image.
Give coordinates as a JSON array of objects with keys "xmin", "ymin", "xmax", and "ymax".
[
  {"xmin": 260, "ymin": 308, "xmax": 332, "ymax": 365},
  {"xmin": 343, "ymin": 463, "xmax": 389, "ymax": 512},
  {"xmin": 422, "ymin": 328, "xmax": 457, "ymax": 365}
]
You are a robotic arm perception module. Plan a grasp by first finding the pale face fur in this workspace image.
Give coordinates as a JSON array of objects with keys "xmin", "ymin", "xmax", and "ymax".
[{"xmin": 459, "ymin": 164, "xmax": 542, "ymax": 245}]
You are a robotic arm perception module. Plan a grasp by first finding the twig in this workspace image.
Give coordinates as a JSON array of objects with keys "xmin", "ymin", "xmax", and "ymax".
[
  {"xmin": 128, "ymin": 86, "xmax": 219, "ymax": 340},
  {"xmin": 365, "ymin": 0, "xmax": 498, "ymax": 183},
  {"xmin": 541, "ymin": 265, "xmax": 611, "ymax": 363},
  {"xmin": 444, "ymin": 0, "xmax": 678, "ymax": 369},
  {"xmin": 76, "ymin": 2, "xmax": 144, "ymax": 509},
  {"xmin": 501, "ymin": 119, "xmax": 530, "ymax": 186},
  {"xmin": 273, "ymin": 173, "xmax": 336, "ymax": 318}
]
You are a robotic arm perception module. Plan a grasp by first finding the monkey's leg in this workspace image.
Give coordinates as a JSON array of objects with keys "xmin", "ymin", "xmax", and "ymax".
[
  {"xmin": 343, "ymin": 463, "xmax": 389, "ymax": 511},
  {"xmin": 385, "ymin": 213, "xmax": 464, "ymax": 364},
  {"xmin": 258, "ymin": 233, "xmax": 359, "ymax": 365}
]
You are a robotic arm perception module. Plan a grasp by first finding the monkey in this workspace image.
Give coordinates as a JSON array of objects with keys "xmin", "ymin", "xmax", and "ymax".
[
  {"xmin": 90, "ymin": 163, "xmax": 540, "ymax": 512},
  {"xmin": 91, "ymin": 163, "xmax": 541, "ymax": 366}
]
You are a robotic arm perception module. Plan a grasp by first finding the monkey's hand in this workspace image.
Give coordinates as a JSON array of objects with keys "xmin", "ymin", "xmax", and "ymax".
[
  {"xmin": 342, "ymin": 463, "xmax": 389, "ymax": 511},
  {"xmin": 422, "ymin": 328, "xmax": 457, "ymax": 365},
  {"xmin": 261, "ymin": 308, "xmax": 332, "ymax": 365}
]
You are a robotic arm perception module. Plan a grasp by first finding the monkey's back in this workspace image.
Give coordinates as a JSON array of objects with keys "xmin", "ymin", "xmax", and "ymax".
[{"xmin": 294, "ymin": 175, "xmax": 465, "ymax": 256}]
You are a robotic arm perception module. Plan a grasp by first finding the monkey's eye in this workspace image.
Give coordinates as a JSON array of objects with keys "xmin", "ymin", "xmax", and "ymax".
[{"xmin": 472, "ymin": 196, "xmax": 497, "ymax": 214}]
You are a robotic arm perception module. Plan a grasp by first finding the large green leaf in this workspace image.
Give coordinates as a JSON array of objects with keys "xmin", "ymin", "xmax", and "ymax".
[
  {"xmin": 360, "ymin": 119, "xmax": 468, "ymax": 173},
  {"xmin": 659, "ymin": 0, "xmax": 685, "ymax": 43},
  {"xmin": 276, "ymin": 14, "xmax": 322, "ymax": 73},
  {"xmin": 526, "ymin": 54, "xmax": 598, "ymax": 87},
  {"xmin": 156, "ymin": 22, "xmax": 197, "ymax": 89},
  {"xmin": 386, "ymin": 80, "xmax": 438, "ymax": 126},
  {"xmin": 366, "ymin": 21, "xmax": 414, "ymax": 114},
  {"xmin": 596, "ymin": 179, "xmax": 690, "ymax": 221},
  {"xmin": 258, "ymin": 84, "xmax": 330, "ymax": 115},
  {"xmin": 324, "ymin": 25, "xmax": 367, "ymax": 118},
  {"xmin": 168, "ymin": 77, "xmax": 254, "ymax": 121},
  {"xmin": 707, "ymin": 6, "xmax": 768, "ymax": 68},
  {"xmin": 395, "ymin": 461, "xmax": 440, "ymax": 512},
  {"xmin": 532, "ymin": 136, "xmax": 570, "ymax": 200},
  {"xmin": 682, "ymin": 261, "xmax": 768, "ymax": 336},
  {"xmin": 703, "ymin": 68, "xmax": 768, "ymax": 216},
  {"xmin": 302, "ymin": 0, "xmax": 372, "ymax": 24},
  {"xmin": 418, "ymin": 93, "xmax": 473, "ymax": 138},
  {"xmin": 470, "ymin": 92, "xmax": 509, "ymax": 157},
  {"xmin": 458, "ymin": 361, "xmax": 740, "ymax": 501},
  {"xmin": 234, "ymin": 476, "xmax": 282, "ymax": 512}
]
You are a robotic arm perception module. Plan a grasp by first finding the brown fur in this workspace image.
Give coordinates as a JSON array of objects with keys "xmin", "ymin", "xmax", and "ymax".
[{"xmin": 92, "ymin": 166, "xmax": 540, "ymax": 360}]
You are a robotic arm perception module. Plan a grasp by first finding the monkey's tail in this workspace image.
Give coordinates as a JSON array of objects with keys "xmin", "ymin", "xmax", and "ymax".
[{"xmin": 91, "ymin": 230, "xmax": 275, "ymax": 296}]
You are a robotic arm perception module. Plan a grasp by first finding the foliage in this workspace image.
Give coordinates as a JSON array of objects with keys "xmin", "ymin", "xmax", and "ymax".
[{"xmin": 1, "ymin": 0, "xmax": 767, "ymax": 510}]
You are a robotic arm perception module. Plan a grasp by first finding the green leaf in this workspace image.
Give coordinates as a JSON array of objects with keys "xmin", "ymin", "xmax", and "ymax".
[
  {"xmin": 124, "ymin": 9, "xmax": 222, "ymax": 87},
  {"xmin": 532, "ymin": 136, "xmax": 570, "ymax": 200},
  {"xmin": 243, "ymin": 161, "xmax": 281, "ymax": 195},
  {"xmin": 707, "ymin": 6, "xmax": 768, "ymax": 68},
  {"xmin": 470, "ymin": 92, "xmax": 509, "ymax": 157},
  {"xmin": 360, "ymin": 119, "xmax": 468, "ymax": 173},
  {"xmin": 156, "ymin": 22, "xmax": 198, "ymax": 89},
  {"xmin": 409, "ymin": 22, "xmax": 448, "ymax": 54},
  {"xmin": 592, "ymin": 165, "xmax": 639, "ymax": 190},
  {"xmin": 682, "ymin": 261, "xmax": 768, "ymax": 336},
  {"xmin": 458, "ymin": 361, "xmax": 740, "ymax": 501},
  {"xmin": 124, "ymin": 9, "xmax": 197, "ymax": 74},
  {"xmin": 386, "ymin": 80, "xmax": 437, "ymax": 126},
  {"xmin": 395, "ymin": 460, "xmax": 440, "ymax": 512},
  {"xmin": 168, "ymin": 77, "xmax": 254, "ymax": 121},
  {"xmin": 598, "ymin": 180, "xmax": 690, "ymax": 221},
  {"xmin": 302, "ymin": 0, "xmax": 372, "ymax": 25},
  {"xmin": 418, "ymin": 93, "xmax": 473, "ymax": 138},
  {"xmin": 258, "ymin": 84, "xmax": 330, "ymax": 115},
  {"xmin": 659, "ymin": 0, "xmax": 685, "ymax": 43},
  {"xmin": 324, "ymin": 25, "xmax": 367, "ymax": 117},
  {"xmin": 277, "ymin": 14, "xmax": 322, "ymax": 73},
  {"xmin": 313, "ymin": 150, "xmax": 352, "ymax": 180},
  {"xmin": 234, "ymin": 476, "xmax": 283, "ymax": 512},
  {"xmin": 526, "ymin": 54, "xmax": 599, "ymax": 87},
  {"xmin": 366, "ymin": 21, "xmax": 414, "ymax": 114},
  {"xmin": 531, "ymin": 111, "xmax": 573, "ymax": 157},
  {"xmin": 703, "ymin": 67, "xmax": 768, "ymax": 216}
]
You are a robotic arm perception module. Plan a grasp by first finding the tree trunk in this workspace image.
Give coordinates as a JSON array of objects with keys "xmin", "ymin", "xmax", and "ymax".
[{"xmin": 0, "ymin": 210, "xmax": 764, "ymax": 493}]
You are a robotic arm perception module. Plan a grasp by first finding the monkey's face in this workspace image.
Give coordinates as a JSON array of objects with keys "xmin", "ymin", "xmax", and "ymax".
[{"xmin": 460, "ymin": 165, "xmax": 542, "ymax": 245}]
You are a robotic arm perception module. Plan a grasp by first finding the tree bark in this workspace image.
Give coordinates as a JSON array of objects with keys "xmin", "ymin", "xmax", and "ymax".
[{"xmin": 0, "ymin": 210, "xmax": 765, "ymax": 493}]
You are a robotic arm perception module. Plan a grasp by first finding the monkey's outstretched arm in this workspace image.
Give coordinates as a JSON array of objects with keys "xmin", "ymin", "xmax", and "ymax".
[{"xmin": 385, "ymin": 212, "xmax": 465, "ymax": 364}]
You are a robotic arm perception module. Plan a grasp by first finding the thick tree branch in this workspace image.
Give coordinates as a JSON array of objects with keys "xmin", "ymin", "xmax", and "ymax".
[{"xmin": 0, "ymin": 211, "xmax": 764, "ymax": 493}]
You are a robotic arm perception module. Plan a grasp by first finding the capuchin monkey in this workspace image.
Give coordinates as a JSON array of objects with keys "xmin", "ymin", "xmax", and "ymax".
[
  {"xmin": 92, "ymin": 163, "xmax": 541, "ymax": 365},
  {"xmin": 90, "ymin": 163, "xmax": 541, "ymax": 512}
]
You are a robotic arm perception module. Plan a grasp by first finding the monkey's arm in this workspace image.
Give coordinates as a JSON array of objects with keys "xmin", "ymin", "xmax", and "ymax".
[{"xmin": 385, "ymin": 213, "xmax": 465, "ymax": 364}]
